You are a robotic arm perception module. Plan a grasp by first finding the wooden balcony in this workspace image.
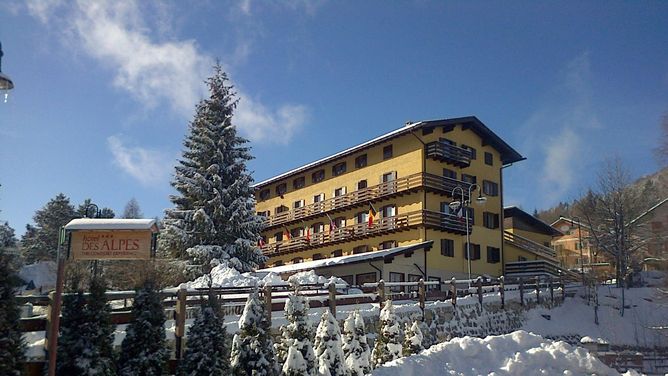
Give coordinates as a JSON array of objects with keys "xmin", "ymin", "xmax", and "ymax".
[
  {"xmin": 425, "ymin": 141, "xmax": 471, "ymax": 168},
  {"xmin": 503, "ymin": 230, "xmax": 558, "ymax": 261},
  {"xmin": 261, "ymin": 209, "xmax": 471, "ymax": 256},
  {"xmin": 260, "ymin": 172, "xmax": 471, "ymax": 229}
]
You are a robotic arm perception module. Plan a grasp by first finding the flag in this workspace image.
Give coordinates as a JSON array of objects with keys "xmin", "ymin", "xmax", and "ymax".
[
  {"xmin": 283, "ymin": 227, "xmax": 291, "ymax": 241},
  {"xmin": 326, "ymin": 213, "xmax": 337, "ymax": 234},
  {"xmin": 305, "ymin": 227, "xmax": 311, "ymax": 242},
  {"xmin": 258, "ymin": 238, "xmax": 266, "ymax": 248},
  {"xmin": 368, "ymin": 203, "xmax": 377, "ymax": 228}
]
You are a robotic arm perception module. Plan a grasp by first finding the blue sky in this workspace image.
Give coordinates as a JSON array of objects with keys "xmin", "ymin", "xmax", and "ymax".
[{"xmin": 1, "ymin": 1, "xmax": 666, "ymax": 234}]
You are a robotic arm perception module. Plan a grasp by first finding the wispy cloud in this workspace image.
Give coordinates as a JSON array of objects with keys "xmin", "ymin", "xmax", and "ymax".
[
  {"xmin": 24, "ymin": 0, "xmax": 308, "ymax": 144},
  {"xmin": 107, "ymin": 135, "xmax": 173, "ymax": 185}
]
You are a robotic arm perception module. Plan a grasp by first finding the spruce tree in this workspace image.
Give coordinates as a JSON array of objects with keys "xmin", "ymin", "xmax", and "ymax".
[
  {"xmin": 161, "ymin": 64, "xmax": 265, "ymax": 273},
  {"xmin": 118, "ymin": 280, "xmax": 169, "ymax": 376},
  {"xmin": 56, "ymin": 275, "xmax": 116, "ymax": 376},
  {"xmin": 177, "ymin": 291, "xmax": 229, "ymax": 376},
  {"xmin": 313, "ymin": 310, "xmax": 346, "ymax": 376},
  {"xmin": 402, "ymin": 321, "xmax": 424, "ymax": 356},
  {"xmin": 281, "ymin": 346, "xmax": 308, "ymax": 376},
  {"xmin": 371, "ymin": 300, "xmax": 403, "ymax": 368},
  {"xmin": 0, "ymin": 248, "xmax": 24, "ymax": 376},
  {"xmin": 342, "ymin": 311, "xmax": 371, "ymax": 376},
  {"xmin": 230, "ymin": 290, "xmax": 278, "ymax": 376},
  {"xmin": 21, "ymin": 193, "xmax": 76, "ymax": 263},
  {"xmin": 276, "ymin": 293, "xmax": 316, "ymax": 375}
]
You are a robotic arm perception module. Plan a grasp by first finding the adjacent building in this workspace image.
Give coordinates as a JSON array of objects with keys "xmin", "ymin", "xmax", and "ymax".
[{"xmin": 253, "ymin": 117, "xmax": 564, "ymax": 284}]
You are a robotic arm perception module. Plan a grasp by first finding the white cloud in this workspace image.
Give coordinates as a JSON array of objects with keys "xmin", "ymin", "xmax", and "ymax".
[
  {"xmin": 107, "ymin": 135, "xmax": 173, "ymax": 185},
  {"xmin": 25, "ymin": 0, "xmax": 308, "ymax": 144},
  {"xmin": 541, "ymin": 128, "xmax": 582, "ymax": 199}
]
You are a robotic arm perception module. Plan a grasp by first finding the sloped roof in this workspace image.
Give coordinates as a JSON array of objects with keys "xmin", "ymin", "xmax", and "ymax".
[
  {"xmin": 504, "ymin": 206, "xmax": 562, "ymax": 236},
  {"xmin": 257, "ymin": 240, "xmax": 433, "ymax": 274},
  {"xmin": 253, "ymin": 116, "xmax": 524, "ymax": 188}
]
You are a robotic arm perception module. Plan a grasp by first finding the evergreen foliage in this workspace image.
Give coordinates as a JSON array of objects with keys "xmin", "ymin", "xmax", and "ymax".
[
  {"xmin": 177, "ymin": 291, "xmax": 229, "ymax": 376},
  {"xmin": 371, "ymin": 300, "xmax": 403, "ymax": 368},
  {"xmin": 161, "ymin": 64, "xmax": 265, "ymax": 273},
  {"xmin": 0, "ymin": 221, "xmax": 16, "ymax": 249},
  {"xmin": 56, "ymin": 275, "xmax": 115, "ymax": 376},
  {"xmin": 118, "ymin": 280, "xmax": 169, "ymax": 376},
  {"xmin": 313, "ymin": 310, "xmax": 346, "ymax": 376},
  {"xmin": 0, "ymin": 249, "xmax": 24, "ymax": 376},
  {"xmin": 77, "ymin": 198, "xmax": 115, "ymax": 219},
  {"xmin": 402, "ymin": 321, "xmax": 424, "ymax": 356},
  {"xmin": 230, "ymin": 290, "xmax": 278, "ymax": 376},
  {"xmin": 281, "ymin": 346, "xmax": 308, "ymax": 376},
  {"xmin": 21, "ymin": 193, "xmax": 76, "ymax": 262},
  {"xmin": 122, "ymin": 198, "xmax": 143, "ymax": 219},
  {"xmin": 342, "ymin": 310, "xmax": 371, "ymax": 376},
  {"xmin": 276, "ymin": 293, "xmax": 316, "ymax": 375}
]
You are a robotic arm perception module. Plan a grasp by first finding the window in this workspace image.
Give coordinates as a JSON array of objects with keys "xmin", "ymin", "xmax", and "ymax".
[
  {"xmin": 355, "ymin": 154, "xmax": 367, "ymax": 168},
  {"xmin": 389, "ymin": 272, "xmax": 405, "ymax": 292},
  {"xmin": 462, "ymin": 174, "xmax": 477, "ymax": 184},
  {"xmin": 313, "ymin": 193, "xmax": 325, "ymax": 203},
  {"xmin": 333, "ymin": 217, "xmax": 346, "ymax": 229},
  {"xmin": 482, "ymin": 180, "xmax": 499, "ymax": 196},
  {"xmin": 356, "ymin": 272, "xmax": 377, "ymax": 285},
  {"xmin": 356, "ymin": 211, "xmax": 369, "ymax": 224},
  {"xmin": 312, "ymin": 169, "xmax": 325, "ymax": 183},
  {"xmin": 290, "ymin": 228, "xmax": 303, "ymax": 238},
  {"xmin": 274, "ymin": 232, "xmax": 283, "ymax": 242},
  {"xmin": 464, "ymin": 243, "xmax": 481, "ymax": 260},
  {"xmin": 352, "ymin": 245, "xmax": 368, "ymax": 254},
  {"xmin": 487, "ymin": 247, "xmax": 500, "ymax": 263},
  {"xmin": 518, "ymin": 256, "xmax": 528, "ymax": 262},
  {"xmin": 483, "ymin": 212, "xmax": 500, "ymax": 229},
  {"xmin": 340, "ymin": 275, "xmax": 354, "ymax": 285},
  {"xmin": 275, "ymin": 205, "xmax": 289, "ymax": 215},
  {"xmin": 332, "ymin": 162, "xmax": 347, "ymax": 176},
  {"xmin": 276, "ymin": 183, "xmax": 287, "ymax": 196},
  {"xmin": 256, "ymin": 210, "xmax": 270, "ymax": 217},
  {"xmin": 259, "ymin": 189, "xmax": 270, "ymax": 200},
  {"xmin": 331, "ymin": 249, "xmax": 343, "ymax": 257},
  {"xmin": 441, "ymin": 201, "xmax": 456, "ymax": 215},
  {"xmin": 334, "ymin": 187, "xmax": 347, "ymax": 197},
  {"xmin": 293, "ymin": 200, "xmax": 305, "ymax": 209},
  {"xmin": 292, "ymin": 257, "xmax": 303, "ymax": 264},
  {"xmin": 441, "ymin": 239, "xmax": 455, "ymax": 257},
  {"xmin": 357, "ymin": 180, "xmax": 368, "ymax": 190},
  {"xmin": 381, "ymin": 205, "xmax": 396, "ymax": 218},
  {"xmin": 461, "ymin": 144, "xmax": 477, "ymax": 159},
  {"xmin": 484, "ymin": 152, "xmax": 493, "ymax": 166},
  {"xmin": 312, "ymin": 222, "xmax": 324, "ymax": 234},
  {"xmin": 379, "ymin": 240, "xmax": 396, "ymax": 250},
  {"xmin": 443, "ymin": 168, "xmax": 457, "ymax": 180},
  {"xmin": 293, "ymin": 177, "xmax": 305, "ymax": 189},
  {"xmin": 408, "ymin": 274, "xmax": 422, "ymax": 292},
  {"xmin": 383, "ymin": 145, "xmax": 393, "ymax": 159},
  {"xmin": 427, "ymin": 276, "xmax": 442, "ymax": 291},
  {"xmin": 312, "ymin": 253, "xmax": 324, "ymax": 260}
]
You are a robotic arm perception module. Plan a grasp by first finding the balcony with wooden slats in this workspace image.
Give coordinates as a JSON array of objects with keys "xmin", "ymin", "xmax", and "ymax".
[
  {"xmin": 260, "ymin": 172, "xmax": 471, "ymax": 229},
  {"xmin": 261, "ymin": 209, "xmax": 471, "ymax": 256},
  {"xmin": 425, "ymin": 141, "xmax": 472, "ymax": 167},
  {"xmin": 503, "ymin": 230, "xmax": 558, "ymax": 261}
]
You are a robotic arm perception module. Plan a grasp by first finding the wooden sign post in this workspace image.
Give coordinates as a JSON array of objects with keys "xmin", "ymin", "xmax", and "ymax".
[{"xmin": 46, "ymin": 218, "xmax": 158, "ymax": 376}]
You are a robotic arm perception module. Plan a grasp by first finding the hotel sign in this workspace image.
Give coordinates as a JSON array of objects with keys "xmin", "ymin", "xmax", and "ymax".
[{"xmin": 70, "ymin": 230, "xmax": 154, "ymax": 260}]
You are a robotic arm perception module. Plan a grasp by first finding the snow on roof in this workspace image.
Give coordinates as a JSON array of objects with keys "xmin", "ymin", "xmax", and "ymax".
[
  {"xmin": 252, "ymin": 121, "xmax": 424, "ymax": 187},
  {"xmin": 258, "ymin": 240, "xmax": 433, "ymax": 274},
  {"xmin": 64, "ymin": 218, "xmax": 158, "ymax": 231},
  {"xmin": 627, "ymin": 197, "xmax": 668, "ymax": 226}
]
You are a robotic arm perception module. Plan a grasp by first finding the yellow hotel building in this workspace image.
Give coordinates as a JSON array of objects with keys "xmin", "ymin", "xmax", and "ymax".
[{"xmin": 253, "ymin": 116, "xmax": 553, "ymax": 285}]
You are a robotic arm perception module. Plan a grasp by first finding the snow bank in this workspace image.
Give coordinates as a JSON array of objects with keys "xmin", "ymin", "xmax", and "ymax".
[
  {"xmin": 287, "ymin": 270, "xmax": 347, "ymax": 287},
  {"xmin": 179, "ymin": 263, "xmax": 286, "ymax": 289},
  {"xmin": 372, "ymin": 330, "xmax": 618, "ymax": 376}
]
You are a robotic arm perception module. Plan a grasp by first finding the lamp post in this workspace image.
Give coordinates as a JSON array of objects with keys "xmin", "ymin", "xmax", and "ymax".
[
  {"xmin": 450, "ymin": 183, "xmax": 487, "ymax": 283},
  {"xmin": 0, "ymin": 42, "xmax": 15, "ymax": 102}
]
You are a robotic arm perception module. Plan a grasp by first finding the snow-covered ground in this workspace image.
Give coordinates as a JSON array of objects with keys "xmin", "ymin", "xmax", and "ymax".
[
  {"xmin": 522, "ymin": 283, "xmax": 668, "ymax": 348},
  {"xmin": 372, "ymin": 330, "xmax": 635, "ymax": 376}
]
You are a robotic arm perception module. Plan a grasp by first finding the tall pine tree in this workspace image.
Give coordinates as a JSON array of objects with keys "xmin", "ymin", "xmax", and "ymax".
[
  {"xmin": 276, "ymin": 292, "xmax": 316, "ymax": 375},
  {"xmin": 161, "ymin": 65, "xmax": 265, "ymax": 273},
  {"xmin": 0, "ymin": 247, "xmax": 24, "ymax": 376},
  {"xmin": 342, "ymin": 310, "xmax": 371, "ymax": 376},
  {"xmin": 313, "ymin": 310, "xmax": 346, "ymax": 376},
  {"xmin": 21, "ymin": 193, "xmax": 76, "ymax": 263},
  {"xmin": 118, "ymin": 280, "xmax": 169, "ymax": 376},
  {"xmin": 177, "ymin": 291, "xmax": 229, "ymax": 376},
  {"xmin": 371, "ymin": 300, "xmax": 403, "ymax": 368},
  {"xmin": 230, "ymin": 290, "xmax": 278, "ymax": 376}
]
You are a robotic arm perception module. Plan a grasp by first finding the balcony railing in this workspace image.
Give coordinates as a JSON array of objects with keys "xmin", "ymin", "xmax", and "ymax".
[
  {"xmin": 262, "ymin": 209, "xmax": 471, "ymax": 256},
  {"xmin": 425, "ymin": 141, "xmax": 472, "ymax": 168},
  {"xmin": 503, "ymin": 231, "xmax": 557, "ymax": 260},
  {"xmin": 260, "ymin": 173, "xmax": 471, "ymax": 229}
]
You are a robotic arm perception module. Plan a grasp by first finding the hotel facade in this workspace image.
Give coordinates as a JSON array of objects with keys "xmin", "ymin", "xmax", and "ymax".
[{"xmin": 253, "ymin": 117, "xmax": 557, "ymax": 285}]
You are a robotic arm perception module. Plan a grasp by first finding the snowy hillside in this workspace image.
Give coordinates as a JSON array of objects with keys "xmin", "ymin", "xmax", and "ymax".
[{"xmin": 372, "ymin": 330, "xmax": 628, "ymax": 376}]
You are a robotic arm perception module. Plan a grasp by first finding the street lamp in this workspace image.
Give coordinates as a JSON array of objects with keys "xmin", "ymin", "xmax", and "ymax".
[
  {"xmin": 0, "ymin": 42, "xmax": 15, "ymax": 102},
  {"xmin": 450, "ymin": 183, "xmax": 486, "ymax": 282}
]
